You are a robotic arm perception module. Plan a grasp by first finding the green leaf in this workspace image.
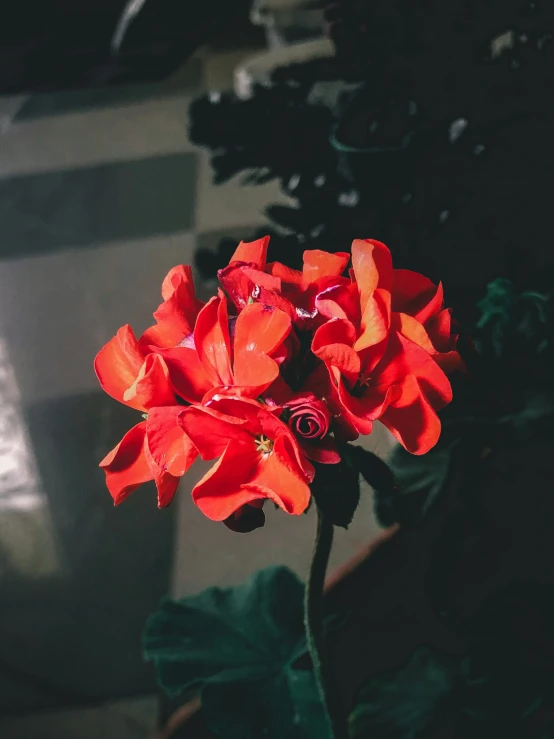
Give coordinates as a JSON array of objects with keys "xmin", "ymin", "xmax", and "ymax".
[
  {"xmin": 345, "ymin": 445, "xmax": 398, "ymax": 525},
  {"xmin": 311, "ymin": 447, "xmax": 361, "ymax": 528},
  {"xmin": 349, "ymin": 648, "xmax": 460, "ymax": 739},
  {"xmin": 379, "ymin": 441, "xmax": 454, "ymax": 526},
  {"xmin": 475, "ymin": 278, "xmax": 551, "ymax": 359},
  {"xmin": 143, "ymin": 566, "xmax": 333, "ymax": 739}
]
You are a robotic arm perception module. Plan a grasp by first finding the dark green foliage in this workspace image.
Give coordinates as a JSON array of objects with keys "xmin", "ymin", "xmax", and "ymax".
[
  {"xmin": 312, "ymin": 443, "xmax": 403, "ymax": 529},
  {"xmin": 311, "ymin": 442, "xmax": 401, "ymax": 529},
  {"xmin": 143, "ymin": 566, "xmax": 332, "ymax": 739},
  {"xmin": 475, "ymin": 278, "xmax": 551, "ymax": 359},
  {"xmin": 380, "ymin": 441, "xmax": 454, "ymax": 527},
  {"xmin": 349, "ymin": 647, "xmax": 460, "ymax": 739},
  {"xmin": 345, "ymin": 445, "xmax": 401, "ymax": 528},
  {"xmin": 310, "ymin": 447, "xmax": 361, "ymax": 529},
  {"xmin": 347, "ymin": 445, "xmax": 397, "ymax": 495},
  {"xmin": 471, "ymin": 280, "xmax": 554, "ymax": 416},
  {"xmin": 350, "ymin": 582, "xmax": 554, "ymax": 738}
]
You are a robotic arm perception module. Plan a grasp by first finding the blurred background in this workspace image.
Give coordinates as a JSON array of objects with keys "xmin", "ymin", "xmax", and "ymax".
[{"xmin": 0, "ymin": 0, "xmax": 553, "ymax": 736}]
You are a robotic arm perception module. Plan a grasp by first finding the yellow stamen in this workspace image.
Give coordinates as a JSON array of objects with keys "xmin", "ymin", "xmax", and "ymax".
[{"xmin": 255, "ymin": 435, "xmax": 274, "ymax": 455}]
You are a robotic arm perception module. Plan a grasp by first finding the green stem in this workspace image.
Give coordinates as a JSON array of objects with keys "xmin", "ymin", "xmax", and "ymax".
[{"xmin": 304, "ymin": 506, "xmax": 349, "ymax": 739}]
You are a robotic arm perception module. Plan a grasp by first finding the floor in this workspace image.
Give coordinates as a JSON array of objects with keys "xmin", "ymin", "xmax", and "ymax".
[{"xmin": 0, "ymin": 38, "xmax": 386, "ymax": 738}]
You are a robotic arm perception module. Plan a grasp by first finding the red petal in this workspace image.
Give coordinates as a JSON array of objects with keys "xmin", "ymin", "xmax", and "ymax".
[
  {"xmin": 194, "ymin": 296, "xmax": 233, "ymax": 387},
  {"xmin": 260, "ymin": 415, "xmax": 315, "ymax": 482},
  {"xmin": 414, "ymin": 281, "xmax": 443, "ymax": 325},
  {"xmin": 234, "ymin": 303, "xmax": 292, "ymax": 356},
  {"xmin": 141, "ymin": 293, "xmax": 195, "ymax": 348},
  {"xmin": 267, "ymin": 261, "xmax": 303, "ymax": 285},
  {"xmin": 232, "ymin": 304, "xmax": 291, "ymax": 394},
  {"xmin": 219, "ymin": 263, "xmax": 287, "ymax": 313},
  {"xmin": 302, "ymin": 250, "xmax": 350, "ymax": 284},
  {"xmin": 316, "ymin": 282, "xmax": 361, "ymax": 325},
  {"xmin": 204, "ymin": 394, "xmax": 267, "ymax": 422},
  {"xmin": 140, "ymin": 266, "xmax": 202, "ymax": 350},
  {"xmin": 192, "ymin": 441, "xmax": 261, "ymax": 521},
  {"xmin": 313, "ymin": 317, "xmax": 357, "ymax": 348},
  {"xmin": 155, "ymin": 276, "xmax": 201, "ymax": 338},
  {"xmin": 425, "ymin": 311, "xmax": 462, "ymax": 372},
  {"xmin": 233, "ymin": 352, "xmax": 280, "ymax": 396},
  {"xmin": 153, "ymin": 471, "xmax": 180, "ymax": 509},
  {"xmin": 337, "ymin": 378, "xmax": 399, "ymax": 432},
  {"xmin": 244, "ymin": 269, "xmax": 292, "ymax": 313},
  {"xmin": 201, "ymin": 383, "xmax": 278, "ymax": 403},
  {"xmin": 426, "ymin": 309, "xmax": 455, "ymax": 353},
  {"xmin": 122, "ymin": 353, "xmax": 175, "ymax": 411},
  {"xmin": 373, "ymin": 332, "xmax": 452, "ymax": 408},
  {"xmin": 299, "ymin": 436, "xmax": 341, "ymax": 464},
  {"xmin": 139, "ymin": 322, "xmax": 184, "ymax": 350},
  {"xmin": 246, "ymin": 435, "xmax": 311, "ymax": 514},
  {"xmin": 146, "ymin": 406, "xmax": 198, "ymax": 477},
  {"xmin": 355, "ymin": 288, "xmax": 390, "ymax": 352},
  {"xmin": 142, "ymin": 439, "xmax": 181, "ymax": 508},
  {"xmin": 150, "ymin": 346, "xmax": 212, "ymax": 403},
  {"xmin": 179, "ymin": 402, "xmax": 253, "ymax": 460},
  {"xmin": 392, "ymin": 269, "xmax": 442, "ymax": 323},
  {"xmin": 95, "ymin": 325, "xmax": 144, "ymax": 405},
  {"xmin": 351, "ymin": 239, "xmax": 393, "ymax": 313},
  {"xmin": 380, "ymin": 374, "xmax": 442, "ymax": 454},
  {"xmin": 312, "ymin": 319, "xmax": 360, "ymax": 382},
  {"xmin": 229, "ymin": 236, "xmax": 270, "ymax": 270},
  {"xmin": 392, "ymin": 312, "xmax": 436, "ymax": 354},
  {"xmin": 161, "ymin": 265, "xmax": 195, "ymax": 301},
  {"xmin": 99, "ymin": 422, "xmax": 152, "ymax": 505}
]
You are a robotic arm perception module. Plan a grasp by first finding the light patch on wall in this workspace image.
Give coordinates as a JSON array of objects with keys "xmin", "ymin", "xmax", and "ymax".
[{"xmin": 0, "ymin": 338, "xmax": 61, "ymax": 578}]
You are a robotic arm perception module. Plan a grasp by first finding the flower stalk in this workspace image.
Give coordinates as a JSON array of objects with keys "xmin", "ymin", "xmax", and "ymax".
[{"xmin": 304, "ymin": 506, "xmax": 349, "ymax": 739}]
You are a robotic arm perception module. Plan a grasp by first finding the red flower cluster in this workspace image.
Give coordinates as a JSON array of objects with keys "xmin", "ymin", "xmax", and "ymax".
[{"xmin": 95, "ymin": 237, "xmax": 460, "ymax": 531}]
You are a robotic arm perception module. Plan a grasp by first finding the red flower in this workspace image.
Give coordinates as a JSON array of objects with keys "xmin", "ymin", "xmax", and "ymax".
[
  {"xmin": 94, "ymin": 264, "xmax": 204, "ymax": 413},
  {"xmin": 284, "ymin": 395, "xmax": 340, "ymax": 464},
  {"xmin": 218, "ymin": 236, "xmax": 351, "ymax": 327},
  {"xmin": 217, "ymin": 236, "xmax": 290, "ymax": 315},
  {"xmin": 95, "ymin": 234, "xmax": 460, "ymax": 527},
  {"xmin": 179, "ymin": 396, "xmax": 313, "ymax": 522},
  {"xmin": 99, "ymin": 420, "xmax": 190, "ymax": 508},
  {"xmin": 94, "ymin": 327, "xmax": 198, "ymax": 507},
  {"xmin": 312, "ymin": 239, "xmax": 459, "ymax": 454},
  {"xmin": 391, "ymin": 269, "xmax": 462, "ymax": 373},
  {"xmin": 150, "ymin": 293, "xmax": 293, "ymax": 403},
  {"xmin": 287, "ymin": 396, "xmax": 330, "ymax": 439},
  {"xmin": 95, "ymin": 325, "xmax": 175, "ymax": 412},
  {"xmin": 139, "ymin": 265, "xmax": 204, "ymax": 350}
]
